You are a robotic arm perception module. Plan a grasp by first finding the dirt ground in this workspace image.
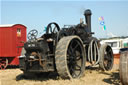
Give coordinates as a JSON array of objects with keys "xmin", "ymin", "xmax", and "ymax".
[{"xmin": 0, "ymin": 60, "xmax": 121, "ymax": 85}]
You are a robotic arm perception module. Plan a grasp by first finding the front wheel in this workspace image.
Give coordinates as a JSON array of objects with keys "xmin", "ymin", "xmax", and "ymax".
[{"xmin": 99, "ymin": 44, "xmax": 114, "ymax": 71}]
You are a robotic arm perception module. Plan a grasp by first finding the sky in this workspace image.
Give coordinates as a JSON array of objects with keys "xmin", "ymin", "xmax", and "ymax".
[{"xmin": 1, "ymin": 0, "xmax": 128, "ymax": 38}]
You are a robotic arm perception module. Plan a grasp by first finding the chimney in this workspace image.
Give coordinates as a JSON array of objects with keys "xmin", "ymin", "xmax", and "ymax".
[{"xmin": 84, "ymin": 9, "xmax": 92, "ymax": 33}]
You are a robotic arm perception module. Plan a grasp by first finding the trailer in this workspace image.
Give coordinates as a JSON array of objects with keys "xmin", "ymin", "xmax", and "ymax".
[{"xmin": 0, "ymin": 24, "xmax": 26, "ymax": 69}]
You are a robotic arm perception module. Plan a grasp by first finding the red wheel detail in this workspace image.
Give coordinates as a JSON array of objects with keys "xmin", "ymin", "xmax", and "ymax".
[
  {"xmin": 1, "ymin": 64, "xmax": 7, "ymax": 70},
  {"xmin": 0, "ymin": 59, "xmax": 8, "ymax": 70},
  {"xmin": 1, "ymin": 64, "xmax": 5, "ymax": 70}
]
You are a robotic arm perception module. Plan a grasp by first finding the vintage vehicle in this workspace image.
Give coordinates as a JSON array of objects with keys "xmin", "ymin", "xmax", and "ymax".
[{"xmin": 19, "ymin": 9, "xmax": 114, "ymax": 79}]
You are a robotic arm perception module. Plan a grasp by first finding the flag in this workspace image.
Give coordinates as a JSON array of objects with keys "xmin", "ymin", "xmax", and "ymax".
[{"xmin": 99, "ymin": 16, "xmax": 106, "ymax": 31}]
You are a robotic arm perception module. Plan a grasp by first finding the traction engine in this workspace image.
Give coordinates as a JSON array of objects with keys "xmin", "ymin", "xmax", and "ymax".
[{"xmin": 19, "ymin": 9, "xmax": 114, "ymax": 79}]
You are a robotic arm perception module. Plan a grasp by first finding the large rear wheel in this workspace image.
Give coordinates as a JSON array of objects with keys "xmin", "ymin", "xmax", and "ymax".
[{"xmin": 55, "ymin": 36, "xmax": 86, "ymax": 79}]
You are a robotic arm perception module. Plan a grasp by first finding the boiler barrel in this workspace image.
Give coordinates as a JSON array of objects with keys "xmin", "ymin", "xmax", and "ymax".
[{"xmin": 119, "ymin": 48, "xmax": 128, "ymax": 85}]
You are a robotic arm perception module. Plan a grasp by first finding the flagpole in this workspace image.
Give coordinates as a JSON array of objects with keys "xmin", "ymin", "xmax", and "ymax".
[
  {"xmin": 104, "ymin": 25, "xmax": 108, "ymax": 38},
  {"xmin": 105, "ymin": 27, "xmax": 108, "ymax": 38}
]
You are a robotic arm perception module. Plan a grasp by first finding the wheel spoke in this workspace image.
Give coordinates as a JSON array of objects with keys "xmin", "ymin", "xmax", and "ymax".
[
  {"xmin": 68, "ymin": 49, "xmax": 72, "ymax": 56},
  {"xmin": 69, "ymin": 45, "xmax": 74, "ymax": 56},
  {"xmin": 76, "ymin": 56, "xmax": 81, "ymax": 61},
  {"xmin": 72, "ymin": 71, "xmax": 77, "ymax": 78},
  {"xmin": 108, "ymin": 49, "xmax": 112, "ymax": 53},
  {"xmin": 76, "ymin": 64, "xmax": 81, "ymax": 69},
  {"xmin": 30, "ymin": 31, "xmax": 33, "ymax": 34},
  {"xmin": 50, "ymin": 26, "xmax": 52, "ymax": 33},
  {"xmin": 32, "ymin": 31, "xmax": 35, "ymax": 34},
  {"xmin": 75, "ymin": 68, "xmax": 81, "ymax": 71},
  {"xmin": 104, "ymin": 56, "xmax": 109, "ymax": 60},
  {"xmin": 53, "ymin": 27, "xmax": 57, "ymax": 33},
  {"xmin": 69, "ymin": 66, "xmax": 74, "ymax": 73},
  {"xmin": 73, "ymin": 44, "xmax": 79, "ymax": 51},
  {"xmin": 70, "ymin": 47, "xmax": 73, "ymax": 54}
]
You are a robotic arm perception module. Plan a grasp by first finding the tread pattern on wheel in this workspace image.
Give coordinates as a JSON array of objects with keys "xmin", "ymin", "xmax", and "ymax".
[{"xmin": 55, "ymin": 36, "xmax": 85, "ymax": 79}]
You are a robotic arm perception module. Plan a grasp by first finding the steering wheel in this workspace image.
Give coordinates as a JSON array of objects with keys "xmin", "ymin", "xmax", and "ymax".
[
  {"xmin": 46, "ymin": 22, "xmax": 60, "ymax": 34},
  {"xmin": 27, "ymin": 29, "xmax": 38, "ymax": 40}
]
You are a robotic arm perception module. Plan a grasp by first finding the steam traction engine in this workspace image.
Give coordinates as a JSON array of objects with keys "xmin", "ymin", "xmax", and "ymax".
[{"xmin": 19, "ymin": 9, "xmax": 114, "ymax": 79}]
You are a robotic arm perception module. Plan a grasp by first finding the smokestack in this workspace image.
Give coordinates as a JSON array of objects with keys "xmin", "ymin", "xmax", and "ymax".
[{"xmin": 84, "ymin": 9, "xmax": 92, "ymax": 33}]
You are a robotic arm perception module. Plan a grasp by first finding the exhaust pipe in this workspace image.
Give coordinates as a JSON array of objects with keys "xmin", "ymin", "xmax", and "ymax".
[{"xmin": 84, "ymin": 9, "xmax": 92, "ymax": 33}]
